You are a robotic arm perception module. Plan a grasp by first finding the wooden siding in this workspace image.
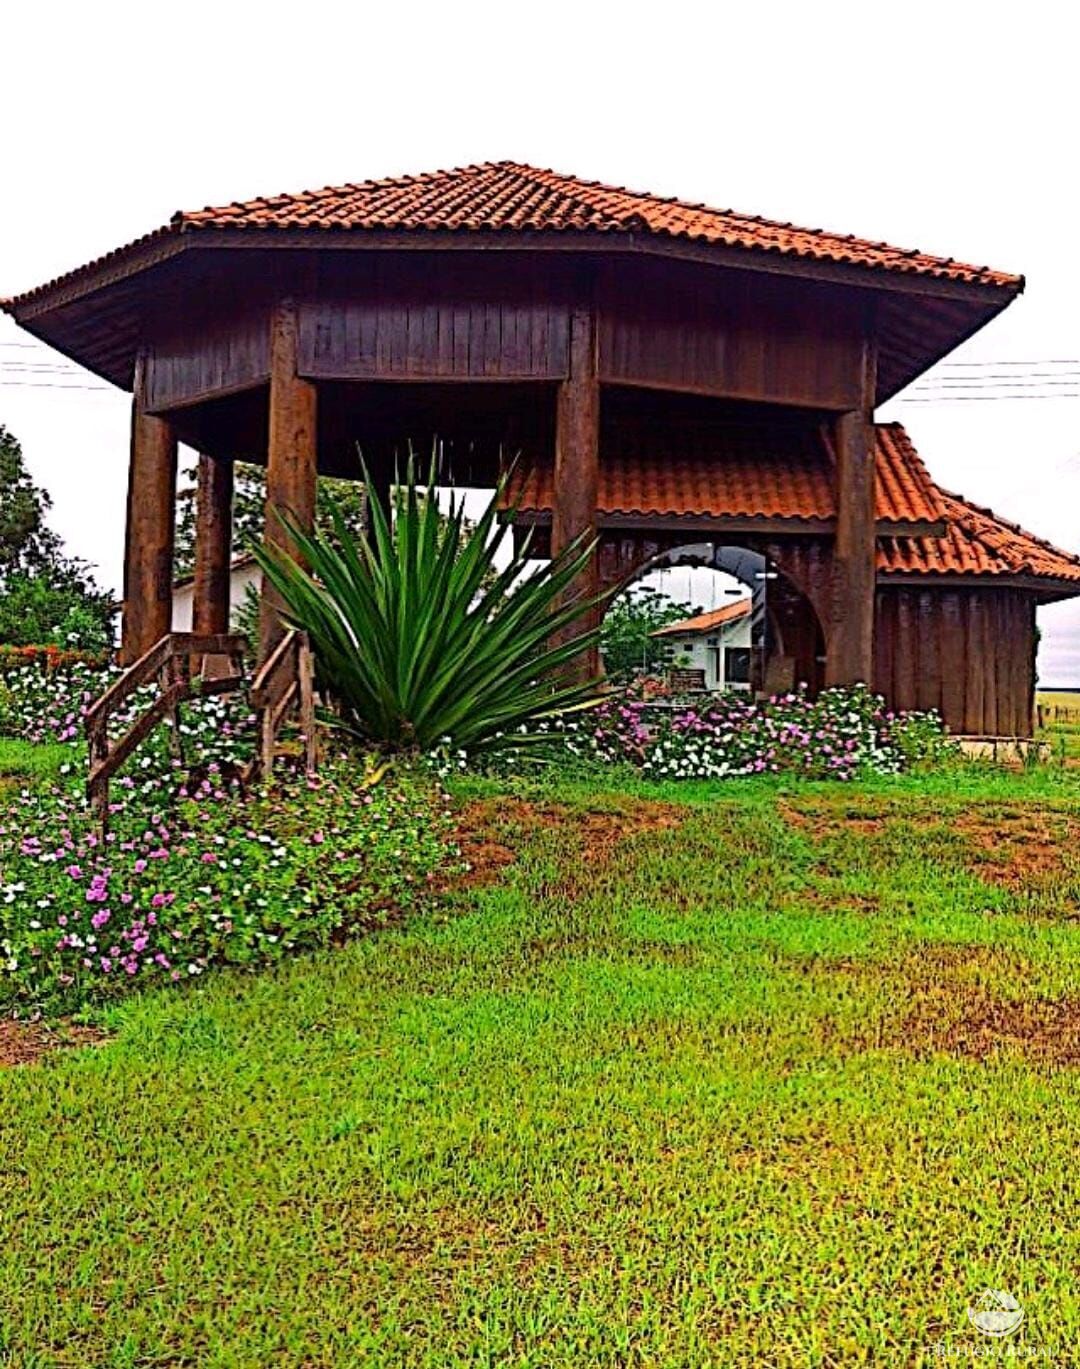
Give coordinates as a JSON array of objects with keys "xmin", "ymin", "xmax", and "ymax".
[
  {"xmin": 139, "ymin": 253, "xmax": 873, "ymax": 411},
  {"xmin": 597, "ymin": 259, "xmax": 865, "ymax": 409},
  {"xmin": 874, "ymin": 586, "xmax": 1037, "ymax": 736},
  {"xmin": 144, "ymin": 285, "xmax": 271, "ymax": 414},
  {"xmin": 297, "ymin": 256, "xmax": 571, "ymax": 382}
]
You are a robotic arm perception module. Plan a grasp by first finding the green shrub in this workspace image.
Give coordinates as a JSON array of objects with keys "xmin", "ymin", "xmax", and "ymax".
[{"xmin": 254, "ymin": 469, "xmax": 607, "ymax": 755}]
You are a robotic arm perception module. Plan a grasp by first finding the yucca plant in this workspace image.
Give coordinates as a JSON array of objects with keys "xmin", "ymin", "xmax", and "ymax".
[{"xmin": 252, "ymin": 469, "xmax": 608, "ymax": 755}]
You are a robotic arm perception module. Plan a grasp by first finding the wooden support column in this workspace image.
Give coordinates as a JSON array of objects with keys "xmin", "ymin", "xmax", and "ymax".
[
  {"xmin": 259, "ymin": 299, "xmax": 317, "ymax": 661},
  {"xmin": 551, "ymin": 298, "xmax": 601, "ymax": 677},
  {"xmin": 192, "ymin": 453, "xmax": 233, "ymax": 636},
  {"xmin": 121, "ymin": 356, "xmax": 178, "ymax": 664},
  {"xmin": 825, "ymin": 338, "xmax": 877, "ymax": 687}
]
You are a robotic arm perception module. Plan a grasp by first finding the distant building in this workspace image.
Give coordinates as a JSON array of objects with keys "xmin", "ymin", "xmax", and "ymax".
[
  {"xmin": 651, "ymin": 599, "xmax": 752, "ymax": 691},
  {"xmin": 171, "ymin": 555, "xmax": 258, "ymax": 633}
]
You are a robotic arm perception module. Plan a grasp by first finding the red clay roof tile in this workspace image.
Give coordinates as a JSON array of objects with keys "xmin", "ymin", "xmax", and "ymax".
[
  {"xmin": 651, "ymin": 600, "xmax": 752, "ymax": 636},
  {"xmin": 6, "ymin": 163, "xmax": 1021, "ymax": 309},
  {"xmin": 172, "ymin": 164, "xmax": 1018, "ymax": 287},
  {"xmin": 878, "ymin": 491, "xmax": 1080, "ymax": 585},
  {"xmin": 509, "ymin": 421, "xmax": 945, "ymax": 527},
  {"xmin": 510, "ymin": 419, "xmax": 1080, "ymax": 591}
]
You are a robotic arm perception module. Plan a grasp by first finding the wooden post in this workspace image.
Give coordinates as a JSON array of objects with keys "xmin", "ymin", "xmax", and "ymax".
[
  {"xmin": 121, "ymin": 355, "xmax": 178, "ymax": 664},
  {"xmin": 259, "ymin": 299, "xmax": 317, "ymax": 661},
  {"xmin": 551, "ymin": 298, "xmax": 601, "ymax": 677},
  {"xmin": 825, "ymin": 338, "xmax": 877, "ymax": 687},
  {"xmin": 298, "ymin": 633, "xmax": 317, "ymax": 776},
  {"xmin": 192, "ymin": 453, "xmax": 233, "ymax": 636}
]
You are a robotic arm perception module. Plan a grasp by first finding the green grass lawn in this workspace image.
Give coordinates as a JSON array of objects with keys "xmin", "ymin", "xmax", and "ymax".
[
  {"xmin": 3, "ymin": 761, "xmax": 1080, "ymax": 1363},
  {"xmin": 0, "ymin": 737, "xmax": 69, "ymax": 785}
]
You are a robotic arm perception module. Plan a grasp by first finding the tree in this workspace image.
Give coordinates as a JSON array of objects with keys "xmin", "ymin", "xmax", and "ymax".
[
  {"xmin": 0, "ymin": 425, "xmax": 114, "ymax": 650},
  {"xmin": 0, "ymin": 424, "xmax": 60, "ymax": 575},
  {"xmin": 600, "ymin": 585, "xmax": 699, "ymax": 682}
]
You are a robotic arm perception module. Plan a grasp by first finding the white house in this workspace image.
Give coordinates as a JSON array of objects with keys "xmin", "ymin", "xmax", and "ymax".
[
  {"xmin": 651, "ymin": 599, "xmax": 753, "ymax": 691},
  {"xmin": 171, "ymin": 554, "xmax": 260, "ymax": 632}
]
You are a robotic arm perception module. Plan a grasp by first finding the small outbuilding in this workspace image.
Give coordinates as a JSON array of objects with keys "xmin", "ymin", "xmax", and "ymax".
[{"xmin": 651, "ymin": 601, "xmax": 753, "ymax": 692}]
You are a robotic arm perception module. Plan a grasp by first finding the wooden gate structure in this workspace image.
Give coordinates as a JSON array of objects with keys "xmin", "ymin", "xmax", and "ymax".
[{"xmin": 6, "ymin": 162, "xmax": 1080, "ymax": 736}]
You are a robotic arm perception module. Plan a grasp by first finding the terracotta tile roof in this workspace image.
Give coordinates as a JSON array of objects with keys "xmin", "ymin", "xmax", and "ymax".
[
  {"xmin": 6, "ymin": 163, "xmax": 1020, "ymax": 309},
  {"xmin": 651, "ymin": 600, "xmax": 752, "ymax": 637},
  {"xmin": 509, "ymin": 421, "xmax": 945, "ymax": 527},
  {"xmin": 174, "ymin": 164, "xmax": 1018, "ymax": 287},
  {"xmin": 878, "ymin": 492, "xmax": 1080, "ymax": 585}
]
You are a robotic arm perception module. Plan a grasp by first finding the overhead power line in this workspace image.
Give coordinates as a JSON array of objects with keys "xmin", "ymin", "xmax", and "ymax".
[
  {"xmin": 899, "ymin": 392, "xmax": 1080, "ymax": 403},
  {"xmin": 929, "ymin": 358, "xmax": 1080, "ymax": 369},
  {"xmin": 0, "ymin": 380, "xmax": 111, "ymax": 392}
]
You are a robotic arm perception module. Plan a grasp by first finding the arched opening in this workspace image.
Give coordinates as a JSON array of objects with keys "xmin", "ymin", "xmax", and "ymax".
[{"xmin": 601, "ymin": 539, "xmax": 826, "ymax": 697}]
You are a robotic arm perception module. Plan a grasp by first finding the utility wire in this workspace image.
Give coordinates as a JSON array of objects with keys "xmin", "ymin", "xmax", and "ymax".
[
  {"xmin": 899, "ymin": 393, "xmax": 1080, "ymax": 403},
  {"xmin": 0, "ymin": 380, "xmax": 111, "ymax": 391}
]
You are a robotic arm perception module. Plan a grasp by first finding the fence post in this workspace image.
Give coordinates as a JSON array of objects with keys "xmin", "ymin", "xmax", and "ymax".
[{"xmin": 299, "ymin": 635, "xmax": 317, "ymax": 776}]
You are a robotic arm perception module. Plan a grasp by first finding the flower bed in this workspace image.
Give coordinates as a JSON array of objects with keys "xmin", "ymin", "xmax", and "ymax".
[
  {"xmin": 0, "ymin": 657, "xmax": 457, "ymax": 1014},
  {"xmin": 0, "ymin": 655, "xmax": 255, "ymax": 768},
  {"xmin": 0, "ymin": 657, "xmax": 115, "ymax": 746},
  {"xmin": 562, "ymin": 684, "xmax": 952, "ymax": 781},
  {"xmin": 0, "ymin": 758, "xmax": 455, "ymax": 1013}
]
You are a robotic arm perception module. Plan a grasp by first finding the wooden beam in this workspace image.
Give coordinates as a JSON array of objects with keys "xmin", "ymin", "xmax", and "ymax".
[
  {"xmin": 121, "ymin": 355, "xmax": 178, "ymax": 664},
  {"xmin": 825, "ymin": 339, "xmax": 877, "ymax": 687},
  {"xmin": 259, "ymin": 299, "xmax": 317, "ymax": 660},
  {"xmin": 192, "ymin": 453, "xmax": 234, "ymax": 636},
  {"xmin": 551, "ymin": 298, "xmax": 600, "ymax": 676}
]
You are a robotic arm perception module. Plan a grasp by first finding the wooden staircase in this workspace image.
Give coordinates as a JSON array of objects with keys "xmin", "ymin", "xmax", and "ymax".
[
  {"xmin": 84, "ymin": 630, "xmax": 316, "ymax": 823},
  {"xmin": 248, "ymin": 629, "xmax": 318, "ymax": 781}
]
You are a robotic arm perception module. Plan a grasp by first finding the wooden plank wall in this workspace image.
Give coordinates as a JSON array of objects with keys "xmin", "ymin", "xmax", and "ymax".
[
  {"xmin": 298, "ymin": 256, "xmax": 572, "ymax": 382},
  {"xmin": 144, "ymin": 278, "xmax": 273, "ymax": 414},
  {"xmin": 597, "ymin": 259, "xmax": 865, "ymax": 410},
  {"xmin": 874, "ymin": 586, "xmax": 1037, "ymax": 736},
  {"xmin": 141, "ymin": 252, "xmax": 870, "ymax": 412}
]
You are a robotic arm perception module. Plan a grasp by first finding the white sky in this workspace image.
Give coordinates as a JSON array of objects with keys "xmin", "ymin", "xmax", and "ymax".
[{"xmin": 3, "ymin": 1, "xmax": 1078, "ymax": 682}]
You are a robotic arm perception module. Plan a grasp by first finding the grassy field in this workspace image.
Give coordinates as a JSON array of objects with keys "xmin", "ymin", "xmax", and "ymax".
[
  {"xmin": 3, "ymin": 761, "xmax": 1080, "ymax": 1363},
  {"xmin": 1038, "ymin": 691, "xmax": 1080, "ymax": 763}
]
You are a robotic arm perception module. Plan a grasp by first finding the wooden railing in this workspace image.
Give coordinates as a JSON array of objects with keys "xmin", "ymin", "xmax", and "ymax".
[
  {"xmin": 247, "ymin": 629, "xmax": 317, "ymax": 782},
  {"xmin": 85, "ymin": 633, "xmax": 247, "ymax": 822}
]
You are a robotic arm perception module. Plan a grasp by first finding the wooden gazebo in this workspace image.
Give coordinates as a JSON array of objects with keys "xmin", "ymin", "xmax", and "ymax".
[{"xmin": 5, "ymin": 162, "xmax": 1077, "ymax": 735}]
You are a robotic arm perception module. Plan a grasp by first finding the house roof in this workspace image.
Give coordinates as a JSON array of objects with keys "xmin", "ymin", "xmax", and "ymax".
[
  {"xmin": 5, "ymin": 161, "xmax": 1021, "ymax": 311},
  {"xmin": 172, "ymin": 552, "xmax": 257, "ymax": 592},
  {"xmin": 179, "ymin": 163, "xmax": 1018, "ymax": 286},
  {"xmin": 509, "ymin": 419, "xmax": 1080, "ymax": 597},
  {"xmin": 508, "ymin": 421, "xmax": 945, "ymax": 530},
  {"xmin": 878, "ymin": 491, "xmax": 1080, "ymax": 587},
  {"xmin": 651, "ymin": 599, "xmax": 752, "ymax": 637}
]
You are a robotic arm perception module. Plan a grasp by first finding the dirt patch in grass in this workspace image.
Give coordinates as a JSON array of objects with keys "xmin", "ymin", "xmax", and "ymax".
[
  {"xmin": 777, "ymin": 799, "xmax": 903, "ymax": 837},
  {"xmin": 948, "ymin": 808, "xmax": 1080, "ymax": 890},
  {"xmin": 781, "ymin": 797, "xmax": 1080, "ymax": 893},
  {"xmin": 928, "ymin": 993, "xmax": 1080, "ymax": 1065},
  {"xmin": 451, "ymin": 797, "xmax": 682, "ymax": 890},
  {"xmin": 822, "ymin": 944, "xmax": 1080, "ymax": 1068},
  {"xmin": 0, "ymin": 1019, "xmax": 108, "ymax": 1068}
]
